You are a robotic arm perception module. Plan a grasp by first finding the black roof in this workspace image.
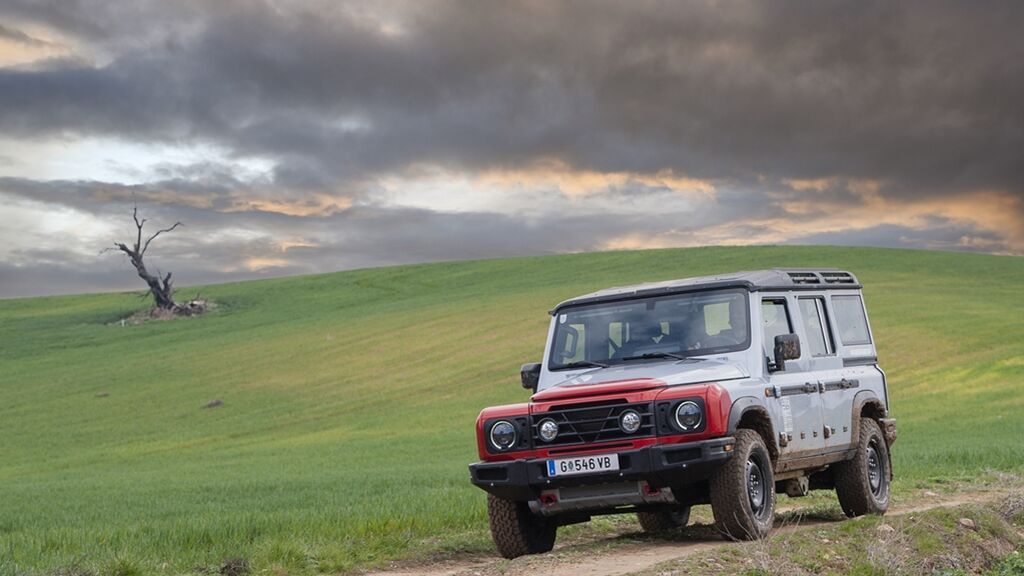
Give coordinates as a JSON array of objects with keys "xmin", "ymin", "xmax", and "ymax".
[{"xmin": 551, "ymin": 269, "xmax": 861, "ymax": 314}]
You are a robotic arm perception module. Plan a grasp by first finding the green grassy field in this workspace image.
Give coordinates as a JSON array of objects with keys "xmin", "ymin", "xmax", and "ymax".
[{"xmin": 1, "ymin": 246, "xmax": 1022, "ymax": 575}]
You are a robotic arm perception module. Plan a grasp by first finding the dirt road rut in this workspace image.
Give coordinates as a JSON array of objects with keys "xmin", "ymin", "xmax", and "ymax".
[{"xmin": 367, "ymin": 490, "xmax": 1006, "ymax": 576}]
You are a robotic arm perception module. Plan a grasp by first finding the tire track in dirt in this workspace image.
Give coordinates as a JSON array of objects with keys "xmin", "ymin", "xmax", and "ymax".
[{"xmin": 365, "ymin": 490, "xmax": 1008, "ymax": 576}]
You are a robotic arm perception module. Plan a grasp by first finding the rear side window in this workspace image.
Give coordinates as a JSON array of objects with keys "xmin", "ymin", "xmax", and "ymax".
[
  {"xmin": 832, "ymin": 295, "xmax": 871, "ymax": 345},
  {"xmin": 799, "ymin": 297, "xmax": 834, "ymax": 356}
]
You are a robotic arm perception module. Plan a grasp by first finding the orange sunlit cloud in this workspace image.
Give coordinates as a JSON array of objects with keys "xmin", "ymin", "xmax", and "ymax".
[
  {"xmin": 477, "ymin": 159, "xmax": 715, "ymax": 198},
  {"xmin": 225, "ymin": 194, "xmax": 354, "ymax": 217},
  {"xmin": 603, "ymin": 186, "xmax": 1024, "ymax": 255}
]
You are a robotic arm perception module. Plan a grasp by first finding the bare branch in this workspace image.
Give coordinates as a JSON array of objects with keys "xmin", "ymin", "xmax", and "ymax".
[
  {"xmin": 141, "ymin": 223, "xmax": 182, "ymax": 256},
  {"xmin": 113, "ymin": 242, "xmax": 135, "ymax": 257},
  {"xmin": 132, "ymin": 206, "xmax": 144, "ymax": 252}
]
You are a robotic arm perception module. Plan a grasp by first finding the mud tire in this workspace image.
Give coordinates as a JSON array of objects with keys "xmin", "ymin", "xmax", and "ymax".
[
  {"xmin": 834, "ymin": 417, "xmax": 891, "ymax": 517},
  {"xmin": 487, "ymin": 494, "xmax": 557, "ymax": 559},
  {"xmin": 636, "ymin": 506, "xmax": 691, "ymax": 533},
  {"xmin": 709, "ymin": 429, "xmax": 775, "ymax": 540}
]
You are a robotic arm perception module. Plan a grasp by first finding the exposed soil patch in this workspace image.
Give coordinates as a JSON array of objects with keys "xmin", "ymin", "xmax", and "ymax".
[{"xmin": 112, "ymin": 300, "xmax": 214, "ymax": 326}]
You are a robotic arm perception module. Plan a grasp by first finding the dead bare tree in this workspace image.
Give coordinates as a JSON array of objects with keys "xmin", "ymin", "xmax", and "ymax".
[{"xmin": 108, "ymin": 207, "xmax": 184, "ymax": 311}]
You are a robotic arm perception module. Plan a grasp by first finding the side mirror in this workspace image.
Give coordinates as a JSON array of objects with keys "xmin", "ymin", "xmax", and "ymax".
[
  {"xmin": 772, "ymin": 334, "xmax": 801, "ymax": 372},
  {"xmin": 520, "ymin": 363, "xmax": 541, "ymax": 391}
]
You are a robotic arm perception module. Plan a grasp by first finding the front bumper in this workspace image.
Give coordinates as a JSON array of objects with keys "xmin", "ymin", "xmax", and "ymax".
[{"xmin": 469, "ymin": 436, "xmax": 735, "ymax": 502}]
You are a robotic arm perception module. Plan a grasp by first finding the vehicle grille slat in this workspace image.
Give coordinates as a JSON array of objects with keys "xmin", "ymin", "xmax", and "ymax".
[{"xmin": 532, "ymin": 400, "xmax": 655, "ymax": 447}]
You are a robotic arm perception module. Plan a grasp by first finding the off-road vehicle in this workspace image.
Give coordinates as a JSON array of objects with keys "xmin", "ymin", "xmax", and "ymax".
[{"xmin": 469, "ymin": 269, "xmax": 896, "ymax": 558}]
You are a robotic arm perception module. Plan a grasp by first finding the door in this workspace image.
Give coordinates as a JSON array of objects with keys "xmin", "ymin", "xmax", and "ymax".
[
  {"xmin": 797, "ymin": 296, "xmax": 850, "ymax": 450},
  {"xmin": 830, "ymin": 293, "xmax": 883, "ymax": 443},
  {"xmin": 761, "ymin": 297, "xmax": 825, "ymax": 457}
]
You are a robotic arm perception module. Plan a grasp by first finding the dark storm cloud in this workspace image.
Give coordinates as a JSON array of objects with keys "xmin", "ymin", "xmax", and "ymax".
[
  {"xmin": 0, "ymin": 23, "xmax": 51, "ymax": 47},
  {"xmin": 2, "ymin": 1, "xmax": 1022, "ymax": 297},
  {"xmin": 789, "ymin": 219, "xmax": 1012, "ymax": 255},
  {"xmin": 2, "ymin": 0, "xmax": 1023, "ymax": 196}
]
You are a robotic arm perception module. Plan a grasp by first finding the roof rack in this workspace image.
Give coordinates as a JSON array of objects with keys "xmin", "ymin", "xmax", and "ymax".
[{"xmin": 551, "ymin": 269, "xmax": 863, "ymax": 313}]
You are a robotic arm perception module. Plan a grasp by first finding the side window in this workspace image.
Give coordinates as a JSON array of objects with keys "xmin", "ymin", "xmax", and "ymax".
[
  {"xmin": 760, "ymin": 299, "xmax": 792, "ymax": 354},
  {"xmin": 799, "ymin": 297, "xmax": 834, "ymax": 356},
  {"xmin": 832, "ymin": 295, "xmax": 872, "ymax": 345}
]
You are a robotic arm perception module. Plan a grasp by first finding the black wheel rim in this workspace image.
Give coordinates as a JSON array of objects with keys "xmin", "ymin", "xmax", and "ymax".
[
  {"xmin": 746, "ymin": 457, "xmax": 767, "ymax": 517},
  {"xmin": 867, "ymin": 440, "xmax": 885, "ymax": 498}
]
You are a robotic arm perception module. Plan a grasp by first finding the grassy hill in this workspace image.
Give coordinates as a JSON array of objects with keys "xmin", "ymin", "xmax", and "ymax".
[{"xmin": 1, "ymin": 246, "xmax": 1022, "ymax": 575}]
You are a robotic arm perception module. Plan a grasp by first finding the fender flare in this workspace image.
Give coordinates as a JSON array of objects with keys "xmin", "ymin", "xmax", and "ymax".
[
  {"xmin": 727, "ymin": 396, "xmax": 765, "ymax": 433},
  {"xmin": 726, "ymin": 396, "xmax": 779, "ymax": 460},
  {"xmin": 850, "ymin": 390, "xmax": 888, "ymax": 443}
]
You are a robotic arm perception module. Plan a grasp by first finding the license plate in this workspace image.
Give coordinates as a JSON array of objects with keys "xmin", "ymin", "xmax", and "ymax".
[{"xmin": 546, "ymin": 454, "xmax": 620, "ymax": 477}]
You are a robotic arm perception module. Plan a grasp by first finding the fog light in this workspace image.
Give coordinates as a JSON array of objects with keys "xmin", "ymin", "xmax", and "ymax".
[
  {"xmin": 620, "ymin": 410, "xmax": 642, "ymax": 434},
  {"xmin": 538, "ymin": 418, "xmax": 559, "ymax": 442}
]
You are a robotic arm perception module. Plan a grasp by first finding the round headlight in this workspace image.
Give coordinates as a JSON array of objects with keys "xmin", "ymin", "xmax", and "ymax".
[
  {"xmin": 490, "ymin": 420, "xmax": 517, "ymax": 450},
  {"xmin": 674, "ymin": 401, "xmax": 702, "ymax": 431},
  {"xmin": 538, "ymin": 418, "xmax": 559, "ymax": 442},
  {"xmin": 620, "ymin": 410, "xmax": 642, "ymax": 434}
]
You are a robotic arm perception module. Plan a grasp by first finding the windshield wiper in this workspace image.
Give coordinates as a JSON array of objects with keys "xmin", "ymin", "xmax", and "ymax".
[
  {"xmin": 622, "ymin": 352, "xmax": 688, "ymax": 362},
  {"xmin": 559, "ymin": 360, "xmax": 609, "ymax": 369}
]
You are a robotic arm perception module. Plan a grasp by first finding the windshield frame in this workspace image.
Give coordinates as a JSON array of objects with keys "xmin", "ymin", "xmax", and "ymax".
[{"xmin": 546, "ymin": 288, "xmax": 752, "ymax": 372}]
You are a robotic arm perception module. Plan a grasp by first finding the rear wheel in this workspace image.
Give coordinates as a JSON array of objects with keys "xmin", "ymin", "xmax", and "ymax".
[
  {"xmin": 709, "ymin": 429, "xmax": 775, "ymax": 540},
  {"xmin": 834, "ymin": 417, "xmax": 891, "ymax": 517},
  {"xmin": 637, "ymin": 506, "xmax": 691, "ymax": 533},
  {"xmin": 487, "ymin": 494, "xmax": 557, "ymax": 559}
]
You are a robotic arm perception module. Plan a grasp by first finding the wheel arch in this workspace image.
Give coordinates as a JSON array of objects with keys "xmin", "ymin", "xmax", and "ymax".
[
  {"xmin": 726, "ymin": 396, "xmax": 779, "ymax": 463},
  {"xmin": 850, "ymin": 391, "xmax": 887, "ymax": 445}
]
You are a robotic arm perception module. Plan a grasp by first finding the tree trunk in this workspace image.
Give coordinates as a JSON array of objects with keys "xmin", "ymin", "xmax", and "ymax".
[{"xmin": 132, "ymin": 253, "xmax": 176, "ymax": 309}]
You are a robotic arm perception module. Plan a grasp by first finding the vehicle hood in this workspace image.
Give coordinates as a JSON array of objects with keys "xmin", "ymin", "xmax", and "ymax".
[{"xmin": 533, "ymin": 358, "xmax": 748, "ymax": 401}]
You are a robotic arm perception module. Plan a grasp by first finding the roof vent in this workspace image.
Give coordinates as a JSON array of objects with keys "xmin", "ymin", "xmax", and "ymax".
[
  {"xmin": 820, "ymin": 271, "xmax": 856, "ymax": 284},
  {"xmin": 787, "ymin": 272, "xmax": 821, "ymax": 285}
]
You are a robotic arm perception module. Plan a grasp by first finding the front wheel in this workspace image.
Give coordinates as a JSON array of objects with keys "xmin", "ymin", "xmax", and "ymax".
[
  {"xmin": 637, "ymin": 506, "xmax": 691, "ymax": 533},
  {"xmin": 833, "ymin": 417, "xmax": 891, "ymax": 517},
  {"xmin": 709, "ymin": 429, "xmax": 775, "ymax": 540},
  {"xmin": 487, "ymin": 494, "xmax": 557, "ymax": 559}
]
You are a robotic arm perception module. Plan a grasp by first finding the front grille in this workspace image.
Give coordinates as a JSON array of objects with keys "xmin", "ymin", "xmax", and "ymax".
[{"xmin": 532, "ymin": 400, "xmax": 655, "ymax": 447}]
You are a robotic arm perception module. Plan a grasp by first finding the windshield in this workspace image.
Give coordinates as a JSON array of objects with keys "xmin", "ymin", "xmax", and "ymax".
[{"xmin": 548, "ymin": 289, "xmax": 751, "ymax": 371}]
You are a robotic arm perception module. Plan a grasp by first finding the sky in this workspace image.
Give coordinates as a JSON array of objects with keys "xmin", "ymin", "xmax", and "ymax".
[{"xmin": 1, "ymin": 1, "xmax": 1022, "ymax": 298}]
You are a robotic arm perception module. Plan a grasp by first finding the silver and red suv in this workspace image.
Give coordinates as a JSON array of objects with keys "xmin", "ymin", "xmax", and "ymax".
[{"xmin": 469, "ymin": 269, "xmax": 897, "ymax": 558}]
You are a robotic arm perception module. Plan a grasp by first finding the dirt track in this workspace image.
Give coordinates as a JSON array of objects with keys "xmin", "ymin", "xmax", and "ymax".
[{"xmin": 366, "ymin": 490, "xmax": 1004, "ymax": 576}]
